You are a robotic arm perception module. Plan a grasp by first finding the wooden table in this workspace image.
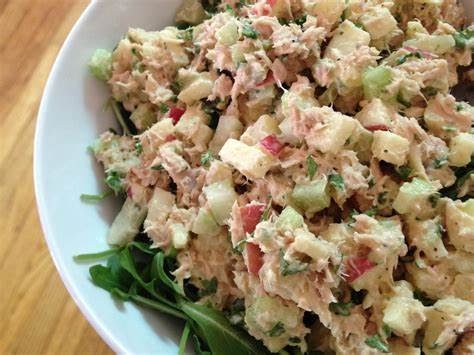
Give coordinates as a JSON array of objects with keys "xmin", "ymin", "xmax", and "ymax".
[{"xmin": 0, "ymin": 1, "xmax": 112, "ymax": 354}]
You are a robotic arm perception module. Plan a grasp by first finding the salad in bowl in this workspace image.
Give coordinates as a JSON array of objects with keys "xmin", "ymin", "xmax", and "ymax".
[{"xmin": 79, "ymin": 0, "xmax": 474, "ymax": 353}]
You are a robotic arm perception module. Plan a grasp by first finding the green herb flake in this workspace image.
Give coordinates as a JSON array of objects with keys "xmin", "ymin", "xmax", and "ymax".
[
  {"xmin": 396, "ymin": 51, "xmax": 422, "ymax": 65},
  {"xmin": 306, "ymin": 155, "xmax": 318, "ymax": 180},
  {"xmin": 364, "ymin": 207, "xmax": 378, "ymax": 217},
  {"xmin": 453, "ymin": 28, "xmax": 474, "ymax": 49},
  {"xmin": 266, "ymin": 321, "xmax": 285, "ymax": 337},
  {"xmin": 428, "ymin": 193, "xmax": 440, "ymax": 208},
  {"xmin": 105, "ymin": 171, "xmax": 123, "ymax": 195},
  {"xmin": 200, "ymin": 151, "xmax": 214, "ymax": 167},
  {"xmin": 365, "ymin": 334, "xmax": 389, "ymax": 353},
  {"xmin": 289, "ymin": 337, "xmax": 301, "ymax": 344},
  {"xmin": 80, "ymin": 190, "xmax": 112, "ymax": 203},
  {"xmin": 377, "ymin": 191, "xmax": 388, "ymax": 204},
  {"xmin": 329, "ymin": 174, "xmax": 345, "ymax": 191},
  {"xmin": 433, "ymin": 157, "xmax": 448, "ymax": 169},
  {"xmin": 329, "ymin": 301, "xmax": 352, "ymax": 316},
  {"xmin": 225, "ymin": 4, "xmax": 235, "ymax": 14},
  {"xmin": 382, "ymin": 324, "xmax": 392, "ymax": 337},
  {"xmin": 294, "ymin": 15, "xmax": 307, "ymax": 26},
  {"xmin": 198, "ymin": 277, "xmax": 218, "ymax": 298},
  {"xmin": 135, "ymin": 140, "xmax": 143, "ymax": 154},
  {"xmin": 396, "ymin": 92, "xmax": 411, "ymax": 107},
  {"xmin": 396, "ymin": 166, "xmax": 412, "ymax": 181},
  {"xmin": 242, "ymin": 23, "xmax": 258, "ymax": 39},
  {"xmin": 279, "ymin": 249, "xmax": 308, "ymax": 276},
  {"xmin": 151, "ymin": 164, "xmax": 164, "ymax": 171},
  {"xmin": 159, "ymin": 103, "xmax": 169, "ymax": 114},
  {"xmin": 233, "ymin": 239, "xmax": 247, "ymax": 254}
]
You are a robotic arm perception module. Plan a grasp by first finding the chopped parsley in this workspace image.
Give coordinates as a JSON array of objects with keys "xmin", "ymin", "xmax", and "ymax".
[
  {"xmin": 151, "ymin": 164, "xmax": 164, "ymax": 171},
  {"xmin": 365, "ymin": 334, "xmax": 389, "ymax": 353},
  {"xmin": 377, "ymin": 191, "xmax": 388, "ymax": 204},
  {"xmin": 396, "ymin": 166, "xmax": 412, "ymax": 181},
  {"xmin": 453, "ymin": 28, "xmax": 474, "ymax": 49},
  {"xmin": 198, "ymin": 277, "xmax": 218, "ymax": 297},
  {"xmin": 396, "ymin": 51, "xmax": 422, "ymax": 65},
  {"xmin": 294, "ymin": 15, "xmax": 307, "ymax": 27},
  {"xmin": 306, "ymin": 155, "xmax": 318, "ymax": 180},
  {"xmin": 442, "ymin": 125, "xmax": 457, "ymax": 132},
  {"xmin": 242, "ymin": 23, "xmax": 258, "ymax": 39},
  {"xmin": 135, "ymin": 140, "xmax": 143, "ymax": 154},
  {"xmin": 159, "ymin": 103, "xmax": 169, "ymax": 114},
  {"xmin": 428, "ymin": 193, "xmax": 440, "ymax": 208},
  {"xmin": 455, "ymin": 103, "xmax": 465, "ymax": 112},
  {"xmin": 433, "ymin": 157, "xmax": 448, "ymax": 169},
  {"xmin": 266, "ymin": 322, "xmax": 285, "ymax": 337},
  {"xmin": 225, "ymin": 4, "xmax": 235, "ymax": 15},
  {"xmin": 105, "ymin": 171, "xmax": 123, "ymax": 195},
  {"xmin": 329, "ymin": 301, "xmax": 352, "ymax": 316},
  {"xmin": 200, "ymin": 151, "xmax": 214, "ymax": 167},
  {"xmin": 329, "ymin": 174, "xmax": 345, "ymax": 191}
]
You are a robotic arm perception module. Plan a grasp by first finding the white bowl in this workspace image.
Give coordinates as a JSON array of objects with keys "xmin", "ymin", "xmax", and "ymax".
[
  {"xmin": 34, "ymin": 1, "xmax": 473, "ymax": 354},
  {"xmin": 34, "ymin": 1, "xmax": 185, "ymax": 353}
]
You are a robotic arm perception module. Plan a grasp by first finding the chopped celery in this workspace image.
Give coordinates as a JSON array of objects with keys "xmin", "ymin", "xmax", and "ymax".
[
  {"xmin": 362, "ymin": 66, "xmax": 392, "ymax": 100},
  {"xmin": 88, "ymin": 49, "xmax": 112, "ymax": 81}
]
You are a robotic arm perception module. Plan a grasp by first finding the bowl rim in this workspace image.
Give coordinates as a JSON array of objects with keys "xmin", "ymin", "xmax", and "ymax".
[{"xmin": 33, "ymin": 1, "xmax": 124, "ymax": 353}]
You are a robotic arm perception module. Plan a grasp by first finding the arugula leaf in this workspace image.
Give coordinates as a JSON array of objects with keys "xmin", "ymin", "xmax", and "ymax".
[
  {"xmin": 365, "ymin": 334, "xmax": 389, "ymax": 353},
  {"xmin": 329, "ymin": 174, "xmax": 345, "ymax": 191},
  {"xmin": 74, "ymin": 247, "xmax": 121, "ymax": 262},
  {"xmin": 178, "ymin": 322, "xmax": 191, "ymax": 355},
  {"xmin": 279, "ymin": 250, "xmax": 308, "ymax": 276},
  {"xmin": 192, "ymin": 334, "xmax": 212, "ymax": 355},
  {"xmin": 329, "ymin": 301, "xmax": 352, "ymax": 316},
  {"xmin": 89, "ymin": 264, "xmax": 123, "ymax": 291},
  {"xmin": 80, "ymin": 190, "xmax": 112, "ymax": 202},
  {"xmin": 181, "ymin": 301, "xmax": 268, "ymax": 355},
  {"xmin": 266, "ymin": 322, "xmax": 285, "ymax": 337},
  {"xmin": 306, "ymin": 155, "xmax": 317, "ymax": 180},
  {"xmin": 110, "ymin": 99, "xmax": 131, "ymax": 135},
  {"xmin": 198, "ymin": 277, "xmax": 218, "ymax": 298}
]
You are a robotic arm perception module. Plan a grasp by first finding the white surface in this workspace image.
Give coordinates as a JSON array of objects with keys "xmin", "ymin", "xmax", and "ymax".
[
  {"xmin": 34, "ymin": 1, "xmax": 184, "ymax": 353},
  {"xmin": 34, "ymin": 1, "xmax": 474, "ymax": 354}
]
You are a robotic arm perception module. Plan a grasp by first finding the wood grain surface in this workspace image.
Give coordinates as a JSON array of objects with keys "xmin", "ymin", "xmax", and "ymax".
[{"xmin": 0, "ymin": 1, "xmax": 112, "ymax": 354}]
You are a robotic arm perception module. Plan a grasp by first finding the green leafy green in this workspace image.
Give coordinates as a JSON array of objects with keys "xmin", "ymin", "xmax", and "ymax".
[
  {"xmin": 80, "ymin": 190, "xmax": 112, "ymax": 202},
  {"xmin": 74, "ymin": 247, "xmax": 120, "ymax": 262},
  {"xmin": 180, "ymin": 301, "xmax": 268, "ymax": 355},
  {"xmin": 110, "ymin": 99, "xmax": 132, "ymax": 135},
  {"xmin": 178, "ymin": 322, "xmax": 191, "ymax": 355},
  {"xmin": 329, "ymin": 174, "xmax": 345, "ymax": 191},
  {"xmin": 80, "ymin": 241, "xmax": 269, "ymax": 355},
  {"xmin": 306, "ymin": 155, "xmax": 317, "ymax": 180},
  {"xmin": 159, "ymin": 103, "xmax": 169, "ymax": 114},
  {"xmin": 365, "ymin": 334, "xmax": 389, "ymax": 353},
  {"xmin": 382, "ymin": 324, "xmax": 392, "ymax": 338}
]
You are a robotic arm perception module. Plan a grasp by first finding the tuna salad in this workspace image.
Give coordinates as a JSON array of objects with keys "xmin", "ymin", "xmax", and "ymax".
[{"xmin": 80, "ymin": 0, "xmax": 474, "ymax": 354}]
